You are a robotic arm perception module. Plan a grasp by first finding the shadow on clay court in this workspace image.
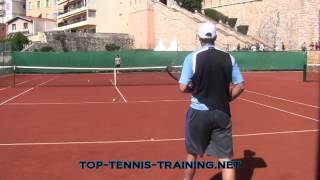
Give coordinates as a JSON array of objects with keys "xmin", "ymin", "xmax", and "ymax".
[{"xmin": 210, "ymin": 150, "xmax": 267, "ymax": 180}]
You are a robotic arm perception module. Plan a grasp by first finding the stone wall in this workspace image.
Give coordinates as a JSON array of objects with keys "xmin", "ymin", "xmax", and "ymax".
[
  {"xmin": 307, "ymin": 51, "xmax": 320, "ymax": 64},
  {"xmin": 25, "ymin": 32, "xmax": 134, "ymax": 52},
  {"xmin": 203, "ymin": 0, "xmax": 320, "ymax": 50}
]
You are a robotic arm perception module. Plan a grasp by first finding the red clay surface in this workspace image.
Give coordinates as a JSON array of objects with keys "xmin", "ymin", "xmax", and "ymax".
[{"xmin": 0, "ymin": 71, "xmax": 319, "ymax": 180}]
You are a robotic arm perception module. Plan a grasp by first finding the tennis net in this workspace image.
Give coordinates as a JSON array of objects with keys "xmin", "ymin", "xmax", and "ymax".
[
  {"xmin": 13, "ymin": 65, "xmax": 182, "ymax": 87},
  {"xmin": 0, "ymin": 66, "xmax": 14, "ymax": 87},
  {"xmin": 303, "ymin": 64, "xmax": 320, "ymax": 82}
]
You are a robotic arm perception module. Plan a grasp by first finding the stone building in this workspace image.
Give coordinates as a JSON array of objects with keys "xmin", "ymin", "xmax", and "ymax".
[
  {"xmin": 26, "ymin": 0, "xmax": 58, "ymax": 20},
  {"xmin": 27, "ymin": 0, "xmax": 319, "ymax": 51},
  {"xmin": 203, "ymin": 0, "xmax": 320, "ymax": 50}
]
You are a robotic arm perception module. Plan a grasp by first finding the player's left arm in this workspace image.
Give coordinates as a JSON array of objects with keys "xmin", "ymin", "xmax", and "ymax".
[
  {"xmin": 229, "ymin": 55, "xmax": 245, "ymax": 101},
  {"xmin": 179, "ymin": 53, "xmax": 193, "ymax": 93}
]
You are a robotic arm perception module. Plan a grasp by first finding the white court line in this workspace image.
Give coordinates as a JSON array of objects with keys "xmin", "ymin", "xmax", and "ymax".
[
  {"xmin": 0, "ymin": 129, "xmax": 318, "ymax": 146},
  {"xmin": 0, "ymin": 88, "xmax": 34, "ymax": 105},
  {"xmin": 110, "ymin": 80, "xmax": 127, "ymax": 103},
  {"xmin": 242, "ymin": 72, "xmax": 301, "ymax": 82},
  {"xmin": 36, "ymin": 78, "xmax": 56, "ymax": 87},
  {"xmin": 233, "ymin": 129, "xmax": 319, "ymax": 137},
  {"xmin": 239, "ymin": 98, "xmax": 319, "ymax": 122},
  {"xmin": 4, "ymin": 95, "xmax": 318, "ymax": 123},
  {"xmin": 245, "ymin": 90, "xmax": 319, "ymax": 108},
  {"xmin": 0, "ymin": 88, "xmax": 7, "ymax": 91},
  {"xmin": 15, "ymin": 78, "xmax": 39, "ymax": 86},
  {"xmin": 5, "ymin": 99, "xmax": 190, "ymax": 106},
  {"xmin": 0, "ymin": 78, "xmax": 56, "ymax": 105}
]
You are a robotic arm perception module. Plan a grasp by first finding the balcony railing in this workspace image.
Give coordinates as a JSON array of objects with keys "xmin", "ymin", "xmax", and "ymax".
[
  {"xmin": 57, "ymin": 0, "xmax": 72, "ymax": 4},
  {"xmin": 59, "ymin": 2, "xmax": 87, "ymax": 15},
  {"xmin": 58, "ymin": 16, "xmax": 87, "ymax": 27},
  {"xmin": 0, "ymin": 10, "xmax": 5, "ymax": 17}
]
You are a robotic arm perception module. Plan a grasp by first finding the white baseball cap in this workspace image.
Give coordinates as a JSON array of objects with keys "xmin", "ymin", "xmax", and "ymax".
[{"xmin": 197, "ymin": 23, "xmax": 217, "ymax": 39}]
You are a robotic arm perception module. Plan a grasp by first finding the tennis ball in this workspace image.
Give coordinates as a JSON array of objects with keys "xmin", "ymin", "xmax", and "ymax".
[
  {"xmin": 150, "ymin": 138, "xmax": 155, "ymax": 141},
  {"xmin": 112, "ymin": 98, "xmax": 116, "ymax": 102}
]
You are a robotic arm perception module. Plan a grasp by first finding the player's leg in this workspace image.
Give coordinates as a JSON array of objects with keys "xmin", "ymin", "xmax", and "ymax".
[
  {"xmin": 184, "ymin": 153, "xmax": 197, "ymax": 180},
  {"xmin": 207, "ymin": 110, "xmax": 235, "ymax": 180},
  {"xmin": 184, "ymin": 108, "xmax": 212, "ymax": 180},
  {"xmin": 219, "ymin": 158, "xmax": 235, "ymax": 180}
]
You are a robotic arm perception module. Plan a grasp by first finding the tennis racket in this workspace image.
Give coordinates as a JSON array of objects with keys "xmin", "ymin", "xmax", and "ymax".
[
  {"xmin": 166, "ymin": 65, "xmax": 193, "ymax": 92},
  {"xmin": 165, "ymin": 65, "xmax": 181, "ymax": 82}
]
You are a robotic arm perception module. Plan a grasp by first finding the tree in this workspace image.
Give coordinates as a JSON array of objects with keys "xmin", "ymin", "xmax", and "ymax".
[
  {"xmin": 175, "ymin": 0, "xmax": 202, "ymax": 12},
  {"xmin": 9, "ymin": 32, "xmax": 30, "ymax": 51}
]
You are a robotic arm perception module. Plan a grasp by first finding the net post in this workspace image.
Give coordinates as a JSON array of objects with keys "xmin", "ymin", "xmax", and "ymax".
[
  {"xmin": 303, "ymin": 64, "xmax": 307, "ymax": 82},
  {"xmin": 13, "ymin": 65, "xmax": 16, "ymax": 88},
  {"xmin": 113, "ymin": 67, "xmax": 117, "ymax": 86}
]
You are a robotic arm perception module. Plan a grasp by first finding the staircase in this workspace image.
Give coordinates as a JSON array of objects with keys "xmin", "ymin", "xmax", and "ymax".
[{"xmin": 155, "ymin": 2, "xmax": 273, "ymax": 50}]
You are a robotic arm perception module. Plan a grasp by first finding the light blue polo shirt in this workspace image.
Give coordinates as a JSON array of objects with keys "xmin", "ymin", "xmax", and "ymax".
[{"xmin": 179, "ymin": 45, "xmax": 244, "ymax": 110}]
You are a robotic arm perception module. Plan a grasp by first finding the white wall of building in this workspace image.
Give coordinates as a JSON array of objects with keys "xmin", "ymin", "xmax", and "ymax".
[{"xmin": 0, "ymin": 0, "xmax": 26, "ymax": 23}]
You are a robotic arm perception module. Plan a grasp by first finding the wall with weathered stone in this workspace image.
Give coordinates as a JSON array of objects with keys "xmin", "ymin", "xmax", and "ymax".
[
  {"xmin": 307, "ymin": 51, "xmax": 320, "ymax": 64},
  {"xmin": 25, "ymin": 32, "xmax": 134, "ymax": 52},
  {"xmin": 203, "ymin": 0, "xmax": 320, "ymax": 50}
]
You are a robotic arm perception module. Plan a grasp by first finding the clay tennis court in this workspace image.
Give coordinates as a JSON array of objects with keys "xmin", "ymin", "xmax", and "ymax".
[{"xmin": 0, "ymin": 71, "xmax": 319, "ymax": 180}]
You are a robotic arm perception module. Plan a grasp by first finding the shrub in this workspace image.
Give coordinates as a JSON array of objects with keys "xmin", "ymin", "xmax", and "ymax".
[
  {"xmin": 204, "ymin": 9, "xmax": 228, "ymax": 23},
  {"xmin": 39, "ymin": 46, "xmax": 55, "ymax": 52},
  {"xmin": 175, "ymin": 0, "xmax": 202, "ymax": 12},
  {"xmin": 9, "ymin": 32, "xmax": 30, "ymax": 51},
  {"xmin": 237, "ymin": 25, "xmax": 249, "ymax": 35},
  {"xmin": 227, "ymin": 18, "xmax": 237, "ymax": 28},
  {"xmin": 105, "ymin": 43, "xmax": 120, "ymax": 51}
]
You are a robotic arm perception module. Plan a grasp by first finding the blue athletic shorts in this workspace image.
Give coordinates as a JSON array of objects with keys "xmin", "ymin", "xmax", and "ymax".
[{"xmin": 185, "ymin": 108, "xmax": 233, "ymax": 158}]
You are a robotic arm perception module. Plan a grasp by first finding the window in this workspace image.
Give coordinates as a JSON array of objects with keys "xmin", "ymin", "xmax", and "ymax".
[
  {"xmin": 88, "ymin": 10, "xmax": 96, "ymax": 17},
  {"xmin": 28, "ymin": 2, "xmax": 32, "ymax": 10},
  {"xmin": 37, "ymin": 1, "xmax": 40, "ymax": 8},
  {"xmin": 23, "ymin": 23, "xmax": 28, "ymax": 29},
  {"xmin": 12, "ymin": 24, "xmax": 16, "ymax": 31}
]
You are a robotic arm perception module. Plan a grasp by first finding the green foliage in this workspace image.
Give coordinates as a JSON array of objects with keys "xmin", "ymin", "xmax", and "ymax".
[
  {"xmin": 9, "ymin": 32, "xmax": 30, "ymax": 51},
  {"xmin": 175, "ymin": 0, "xmax": 202, "ymax": 12},
  {"xmin": 204, "ymin": 9, "xmax": 228, "ymax": 23},
  {"xmin": 227, "ymin": 18, "xmax": 237, "ymax": 28},
  {"xmin": 105, "ymin": 43, "xmax": 120, "ymax": 51},
  {"xmin": 39, "ymin": 46, "xmax": 55, "ymax": 52},
  {"xmin": 237, "ymin": 25, "xmax": 249, "ymax": 35}
]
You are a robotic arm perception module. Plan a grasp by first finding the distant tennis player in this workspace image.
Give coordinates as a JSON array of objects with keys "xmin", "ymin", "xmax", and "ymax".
[
  {"xmin": 115, "ymin": 54, "xmax": 121, "ymax": 74},
  {"xmin": 179, "ymin": 23, "xmax": 245, "ymax": 180},
  {"xmin": 115, "ymin": 54, "xmax": 121, "ymax": 68}
]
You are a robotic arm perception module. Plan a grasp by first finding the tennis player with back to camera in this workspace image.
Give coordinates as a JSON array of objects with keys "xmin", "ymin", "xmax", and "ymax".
[{"xmin": 179, "ymin": 23, "xmax": 245, "ymax": 180}]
